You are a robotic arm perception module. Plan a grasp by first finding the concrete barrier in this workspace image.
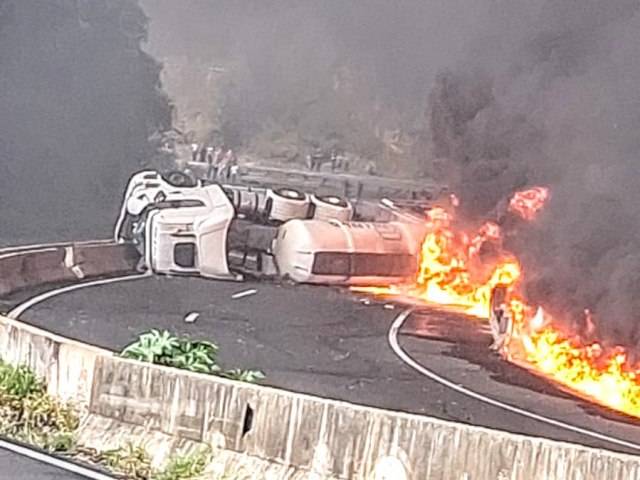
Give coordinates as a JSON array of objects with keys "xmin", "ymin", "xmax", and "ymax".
[
  {"xmin": 0, "ymin": 241, "xmax": 138, "ymax": 296},
  {"xmin": 0, "ymin": 314, "xmax": 109, "ymax": 404},
  {"xmin": 1, "ymin": 241, "xmax": 640, "ymax": 478},
  {"xmin": 87, "ymin": 355, "xmax": 640, "ymax": 480},
  {"xmin": 73, "ymin": 242, "xmax": 139, "ymax": 278}
]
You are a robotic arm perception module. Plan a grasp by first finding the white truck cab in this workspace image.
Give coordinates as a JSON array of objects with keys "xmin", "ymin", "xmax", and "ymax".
[{"xmin": 144, "ymin": 185, "xmax": 235, "ymax": 279}]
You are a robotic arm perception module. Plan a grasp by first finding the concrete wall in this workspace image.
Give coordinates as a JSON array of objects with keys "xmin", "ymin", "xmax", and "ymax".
[
  {"xmin": 0, "ymin": 314, "xmax": 109, "ymax": 404},
  {"xmin": 0, "ymin": 241, "xmax": 138, "ymax": 296},
  {"xmin": 88, "ymin": 355, "xmax": 640, "ymax": 480},
  {"xmin": 1, "ymin": 242, "xmax": 640, "ymax": 479}
]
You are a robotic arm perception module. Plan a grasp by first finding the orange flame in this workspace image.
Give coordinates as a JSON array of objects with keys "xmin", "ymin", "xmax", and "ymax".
[
  {"xmin": 508, "ymin": 186, "xmax": 550, "ymax": 221},
  {"xmin": 357, "ymin": 205, "xmax": 521, "ymax": 318},
  {"xmin": 360, "ymin": 186, "xmax": 640, "ymax": 420},
  {"xmin": 506, "ymin": 303, "xmax": 640, "ymax": 417}
]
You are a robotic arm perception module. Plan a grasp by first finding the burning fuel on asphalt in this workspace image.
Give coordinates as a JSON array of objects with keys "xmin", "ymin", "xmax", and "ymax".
[{"xmin": 359, "ymin": 184, "xmax": 640, "ymax": 420}]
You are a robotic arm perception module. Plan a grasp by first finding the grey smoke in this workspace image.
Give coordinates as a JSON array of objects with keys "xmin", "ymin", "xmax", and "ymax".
[
  {"xmin": 428, "ymin": 0, "xmax": 640, "ymax": 349},
  {"xmin": 0, "ymin": 0, "xmax": 171, "ymax": 243},
  {"xmin": 140, "ymin": 0, "xmax": 485, "ymax": 156}
]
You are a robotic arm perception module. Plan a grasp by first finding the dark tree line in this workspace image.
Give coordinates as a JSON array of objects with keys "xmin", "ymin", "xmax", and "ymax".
[{"xmin": 0, "ymin": 0, "xmax": 171, "ymax": 242}]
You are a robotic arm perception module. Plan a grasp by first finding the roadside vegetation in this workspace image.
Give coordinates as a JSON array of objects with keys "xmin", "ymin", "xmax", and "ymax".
[
  {"xmin": 0, "ymin": 358, "xmax": 79, "ymax": 452},
  {"xmin": 120, "ymin": 329, "xmax": 265, "ymax": 383},
  {"xmin": 0, "ymin": 342, "xmax": 259, "ymax": 476},
  {"xmin": 93, "ymin": 442, "xmax": 228, "ymax": 480}
]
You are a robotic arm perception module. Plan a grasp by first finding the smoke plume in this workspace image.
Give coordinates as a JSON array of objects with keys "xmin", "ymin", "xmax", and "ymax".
[
  {"xmin": 139, "ymin": 0, "xmax": 484, "ymax": 169},
  {"xmin": 0, "ymin": 0, "xmax": 171, "ymax": 243},
  {"xmin": 428, "ymin": 0, "xmax": 640, "ymax": 349},
  {"xmin": 4, "ymin": 0, "xmax": 640, "ymax": 350}
]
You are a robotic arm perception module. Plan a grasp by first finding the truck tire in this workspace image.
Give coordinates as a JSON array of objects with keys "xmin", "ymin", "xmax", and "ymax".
[
  {"xmin": 311, "ymin": 194, "xmax": 353, "ymax": 222},
  {"xmin": 266, "ymin": 188, "xmax": 310, "ymax": 222}
]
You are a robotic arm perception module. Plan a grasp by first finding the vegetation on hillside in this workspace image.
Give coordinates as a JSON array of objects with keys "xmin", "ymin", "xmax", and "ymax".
[{"xmin": 120, "ymin": 329, "xmax": 265, "ymax": 383}]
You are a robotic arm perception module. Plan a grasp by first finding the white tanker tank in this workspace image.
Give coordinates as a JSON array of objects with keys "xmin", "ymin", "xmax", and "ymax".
[{"xmin": 272, "ymin": 219, "xmax": 426, "ymax": 286}]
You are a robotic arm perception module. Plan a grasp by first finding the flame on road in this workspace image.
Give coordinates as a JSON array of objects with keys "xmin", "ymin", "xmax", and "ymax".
[
  {"xmin": 357, "ymin": 206, "xmax": 521, "ymax": 318},
  {"xmin": 507, "ymin": 302, "xmax": 640, "ymax": 417},
  {"xmin": 361, "ymin": 186, "xmax": 640, "ymax": 420}
]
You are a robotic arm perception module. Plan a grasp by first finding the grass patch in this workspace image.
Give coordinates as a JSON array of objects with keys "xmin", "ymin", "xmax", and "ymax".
[
  {"xmin": 154, "ymin": 447, "xmax": 211, "ymax": 480},
  {"xmin": 0, "ymin": 358, "xmax": 79, "ymax": 452},
  {"xmin": 93, "ymin": 442, "xmax": 214, "ymax": 480}
]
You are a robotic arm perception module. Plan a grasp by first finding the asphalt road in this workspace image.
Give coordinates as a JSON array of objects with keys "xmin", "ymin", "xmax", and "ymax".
[
  {"xmin": 15, "ymin": 274, "xmax": 640, "ymax": 455},
  {"xmin": 0, "ymin": 447, "xmax": 87, "ymax": 479}
]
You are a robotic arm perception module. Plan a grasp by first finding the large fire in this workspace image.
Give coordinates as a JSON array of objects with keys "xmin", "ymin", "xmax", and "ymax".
[{"xmin": 361, "ymin": 186, "xmax": 640, "ymax": 419}]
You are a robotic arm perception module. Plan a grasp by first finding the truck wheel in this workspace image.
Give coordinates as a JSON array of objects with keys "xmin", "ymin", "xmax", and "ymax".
[
  {"xmin": 311, "ymin": 195, "xmax": 353, "ymax": 222},
  {"xmin": 266, "ymin": 188, "xmax": 310, "ymax": 222}
]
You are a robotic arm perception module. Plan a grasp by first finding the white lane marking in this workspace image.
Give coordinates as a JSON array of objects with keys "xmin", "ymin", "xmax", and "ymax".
[
  {"xmin": 231, "ymin": 288, "xmax": 258, "ymax": 299},
  {"xmin": 0, "ymin": 437, "xmax": 117, "ymax": 479},
  {"xmin": 8, "ymin": 274, "xmax": 148, "ymax": 319},
  {"xmin": 0, "ymin": 239, "xmax": 111, "ymax": 258},
  {"xmin": 388, "ymin": 308, "xmax": 640, "ymax": 452}
]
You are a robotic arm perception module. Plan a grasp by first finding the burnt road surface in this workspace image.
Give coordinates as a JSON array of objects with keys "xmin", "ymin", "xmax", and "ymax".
[{"xmin": 12, "ymin": 274, "xmax": 640, "ymax": 455}]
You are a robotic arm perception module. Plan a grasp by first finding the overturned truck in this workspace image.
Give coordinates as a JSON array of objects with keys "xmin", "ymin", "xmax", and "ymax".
[{"xmin": 115, "ymin": 170, "xmax": 434, "ymax": 286}]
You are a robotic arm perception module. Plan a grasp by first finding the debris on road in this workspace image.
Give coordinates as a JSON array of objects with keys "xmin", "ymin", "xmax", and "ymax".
[
  {"xmin": 184, "ymin": 312, "xmax": 200, "ymax": 323},
  {"xmin": 231, "ymin": 288, "xmax": 258, "ymax": 299}
]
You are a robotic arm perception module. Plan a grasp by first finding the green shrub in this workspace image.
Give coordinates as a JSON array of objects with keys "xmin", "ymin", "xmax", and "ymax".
[
  {"xmin": 120, "ymin": 330, "xmax": 264, "ymax": 383},
  {"xmin": 0, "ymin": 360, "xmax": 45, "ymax": 397},
  {"xmin": 222, "ymin": 368, "xmax": 265, "ymax": 383}
]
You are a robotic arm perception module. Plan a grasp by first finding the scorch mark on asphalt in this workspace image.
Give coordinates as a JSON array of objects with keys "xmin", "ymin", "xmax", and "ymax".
[{"xmin": 388, "ymin": 308, "xmax": 640, "ymax": 452}]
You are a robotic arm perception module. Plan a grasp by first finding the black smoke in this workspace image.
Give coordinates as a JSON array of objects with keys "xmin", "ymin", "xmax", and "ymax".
[
  {"xmin": 139, "ymin": 0, "xmax": 485, "ymax": 163},
  {"xmin": 428, "ymin": 0, "xmax": 640, "ymax": 349},
  {"xmin": 0, "ymin": 0, "xmax": 171, "ymax": 243}
]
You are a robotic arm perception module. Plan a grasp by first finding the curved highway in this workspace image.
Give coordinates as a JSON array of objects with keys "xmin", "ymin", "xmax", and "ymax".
[{"xmin": 11, "ymin": 273, "xmax": 640, "ymax": 456}]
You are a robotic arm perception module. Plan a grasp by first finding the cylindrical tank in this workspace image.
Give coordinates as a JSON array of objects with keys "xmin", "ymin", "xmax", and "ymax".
[
  {"xmin": 273, "ymin": 219, "xmax": 426, "ymax": 285},
  {"xmin": 225, "ymin": 187, "xmax": 263, "ymax": 218}
]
